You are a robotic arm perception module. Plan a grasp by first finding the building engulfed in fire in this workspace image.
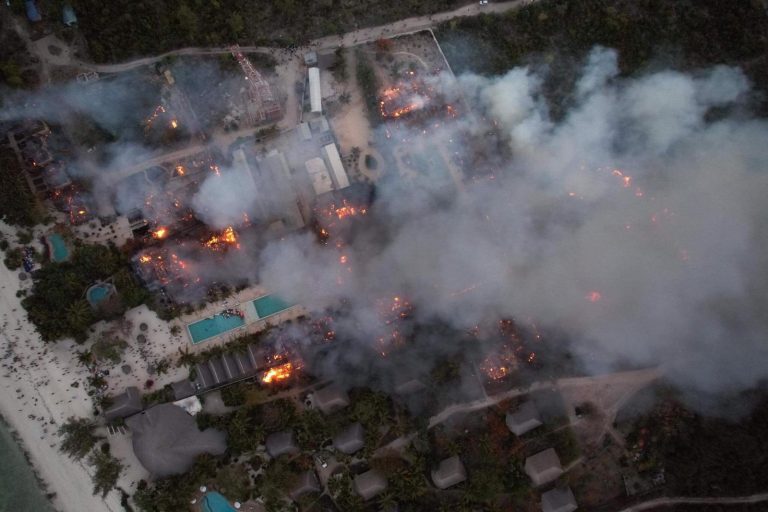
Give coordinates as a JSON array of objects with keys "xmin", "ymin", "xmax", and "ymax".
[{"xmin": 2, "ymin": 121, "xmax": 94, "ymax": 224}]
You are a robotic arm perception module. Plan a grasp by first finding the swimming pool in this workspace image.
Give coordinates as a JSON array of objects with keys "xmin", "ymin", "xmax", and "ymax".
[
  {"xmin": 188, "ymin": 313, "xmax": 245, "ymax": 344},
  {"xmin": 87, "ymin": 285, "xmax": 111, "ymax": 304},
  {"xmin": 47, "ymin": 233, "xmax": 70, "ymax": 262},
  {"xmin": 201, "ymin": 492, "xmax": 236, "ymax": 512},
  {"xmin": 253, "ymin": 295, "xmax": 292, "ymax": 318}
]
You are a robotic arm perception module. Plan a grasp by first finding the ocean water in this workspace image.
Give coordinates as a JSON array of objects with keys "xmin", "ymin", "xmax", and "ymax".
[{"xmin": 0, "ymin": 420, "xmax": 54, "ymax": 512}]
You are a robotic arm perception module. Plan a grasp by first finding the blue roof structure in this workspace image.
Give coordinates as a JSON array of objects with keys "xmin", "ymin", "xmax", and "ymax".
[
  {"xmin": 63, "ymin": 5, "xmax": 77, "ymax": 26},
  {"xmin": 25, "ymin": 0, "xmax": 41, "ymax": 22}
]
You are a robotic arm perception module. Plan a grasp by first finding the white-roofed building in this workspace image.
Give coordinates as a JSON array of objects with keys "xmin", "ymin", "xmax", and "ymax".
[
  {"xmin": 305, "ymin": 157, "xmax": 334, "ymax": 195},
  {"xmin": 506, "ymin": 401, "xmax": 543, "ymax": 436},
  {"xmin": 309, "ymin": 67, "xmax": 322, "ymax": 114},
  {"xmin": 525, "ymin": 448, "xmax": 564, "ymax": 486},
  {"xmin": 431, "ymin": 456, "xmax": 467, "ymax": 489},
  {"xmin": 353, "ymin": 470, "xmax": 387, "ymax": 501},
  {"xmin": 322, "ymin": 143, "xmax": 350, "ymax": 190},
  {"xmin": 541, "ymin": 486, "xmax": 578, "ymax": 512}
]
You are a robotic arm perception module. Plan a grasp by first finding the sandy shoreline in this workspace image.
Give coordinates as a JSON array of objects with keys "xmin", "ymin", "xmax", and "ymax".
[{"xmin": 0, "ymin": 223, "xmax": 122, "ymax": 512}]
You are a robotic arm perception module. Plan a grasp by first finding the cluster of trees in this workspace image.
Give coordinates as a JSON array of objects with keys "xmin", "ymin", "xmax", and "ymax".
[
  {"xmin": 355, "ymin": 50, "xmax": 381, "ymax": 127},
  {"xmin": 68, "ymin": 0, "xmax": 467, "ymax": 62},
  {"xmin": 133, "ymin": 454, "xmax": 219, "ymax": 512},
  {"xmin": 629, "ymin": 395, "xmax": 768, "ymax": 497},
  {"xmin": 58, "ymin": 417, "xmax": 123, "ymax": 497},
  {"xmin": 436, "ymin": 0, "xmax": 768, "ymax": 116},
  {"xmin": 426, "ymin": 409, "xmax": 531, "ymax": 509},
  {"xmin": 22, "ymin": 243, "xmax": 149, "ymax": 342},
  {"xmin": 0, "ymin": 149, "xmax": 46, "ymax": 227},
  {"xmin": 0, "ymin": 13, "xmax": 37, "ymax": 88}
]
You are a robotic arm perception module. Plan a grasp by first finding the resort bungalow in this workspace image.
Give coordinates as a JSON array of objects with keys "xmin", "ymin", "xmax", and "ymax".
[
  {"xmin": 126, "ymin": 403, "xmax": 226, "ymax": 477},
  {"xmin": 353, "ymin": 470, "xmax": 387, "ymax": 501},
  {"xmin": 506, "ymin": 401, "xmax": 543, "ymax": 436},
  {"xmin": 525, "ymin": 448, "xmax": 564, "ymax": 486},
  {"xmin": 266, "ymin": 430, "xmax": 299, "ymax": 458},
  {"xmin": 332, "ymin": 422, "xmax": 365, "ymax": 455},
  {"xmin": 541, "ymin": 486, "xmax": 578, "ymax": 512},
  {"xmin": 171, "ymin": 378, "xmax": 196, "ymax": 401},
  {"xmin": 313, "ymin": 383, "xmax": 350, "ymax": 415},
  {"xmin": 431, "ymin": 455, "xmax": 467, "ymax": 489},
  {"xmin": 290, "ymin": 470, "xmax": 321, "ymax": 500},
  {"xmin": 104, "ymin": 386, "xmax": 143, "ymax": 421}
]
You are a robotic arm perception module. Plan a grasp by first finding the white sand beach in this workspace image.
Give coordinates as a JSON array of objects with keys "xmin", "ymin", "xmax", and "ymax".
[{"xmin": 0, "ymin": 222, "xmax": 122, "ymax": 512}]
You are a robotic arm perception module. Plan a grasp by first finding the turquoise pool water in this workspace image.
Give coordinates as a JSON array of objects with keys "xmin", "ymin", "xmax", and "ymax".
[
  {"xmin": 87, "ymin": 285, "xmax": 111, "ymax": 304},
  {"xmin": 201, "ymin": 492, "xmax": 236, "ymax": 512},
  {"xmin": 188, "ymin": 314, "xmax": 245, "ymax": 344},
  {"xmin": 253, "ymin": 295, "xmax": 292, "ymax": 318},
  {"xmin": 47, "ymin": 233, "xmax": 70, "ymax": 262}
]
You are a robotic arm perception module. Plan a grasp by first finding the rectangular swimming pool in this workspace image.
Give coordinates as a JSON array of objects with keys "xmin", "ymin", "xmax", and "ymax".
[
  {"xmin": 188, "ymin": 314, "xmax": 245, "ymax": 344},
  {"xmin": 253, "ymin": 295, "xmax": 292, "ymax": 318},
  {"xmin": 47, "ymin": 233, "xmax": 70, "ymax": 262}
]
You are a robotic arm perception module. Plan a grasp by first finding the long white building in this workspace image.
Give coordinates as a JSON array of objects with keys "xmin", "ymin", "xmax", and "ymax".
[{"xmin": 308, "ymin": 67, "xmax": 322, "ymax": 114}]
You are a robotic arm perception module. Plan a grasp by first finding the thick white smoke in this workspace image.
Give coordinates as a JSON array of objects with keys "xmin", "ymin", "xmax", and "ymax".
[{"xmin": 259, "ymin": 47, "xmax": 768, "ymax": 398}]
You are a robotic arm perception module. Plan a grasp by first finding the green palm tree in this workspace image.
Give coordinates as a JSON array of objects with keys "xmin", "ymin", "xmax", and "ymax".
[
  {"xmin": 66, "ymin": 300, "xmax": 94, "ymax": 337},
  {"xmin": 77, "ymin": 349, "xmax": 94, "ymax": 367},
  {"xmin": 176, "ymin": 347, "xmax": 199, "ymax": 368}
]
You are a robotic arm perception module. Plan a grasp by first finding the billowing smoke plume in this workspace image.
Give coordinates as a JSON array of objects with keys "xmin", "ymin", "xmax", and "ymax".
[{"xmin": 259, "ymin": 47, "xmax": 768, "ymax": 399}]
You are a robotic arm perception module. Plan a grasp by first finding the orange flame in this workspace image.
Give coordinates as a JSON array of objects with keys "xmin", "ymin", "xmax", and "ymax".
[
  {"xmin": 262, "ymin": 362, "xmax": 293, "ymax": 383},
  {"xmin": 204, "ymin": 226, "xmax": 239, "ymax": 250},
  {"xmin": 152, "ymin": 227, "xmax": 169, "ymax": 239}
]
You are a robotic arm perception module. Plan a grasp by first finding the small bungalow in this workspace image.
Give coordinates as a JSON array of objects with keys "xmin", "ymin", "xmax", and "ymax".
[
  {"xmin": 506, "ymin": 401, "xmax": 543, "ymax": 436},
  {"xmin": 104, "ymin": 386, "xmax": 142, "ymax": 421},
  {"xmin": 525, "ymin": 448, "xmax": 564, "ymax": 486},
  {"xmin": 353, "ymin": 470, "xmax": 387, "ymax": 501},
  {"xmin": 313, "ymin": 383, "xmax": 350, "ymax": 415},
  {"xmin": 541, "ymin": 486, "xmax": 578, "ymax": 512},
  {"xmin": 266, "ymin": 430, "xmax": 299, "ymax": 458},
  {"xmin": 431, "ymin": 455, "xmax": 467, "ymax": 489},
  {"xmin": 290, "ymin": 470, "xmax": 321, "ymax": 500},
  {"xmin": 332, "ymin": 422, "xmax": 365, "ymax": 455}
]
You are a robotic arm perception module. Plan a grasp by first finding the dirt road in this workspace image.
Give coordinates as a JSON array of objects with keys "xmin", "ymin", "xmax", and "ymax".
[
  {"xmin": 617, "ymin": 492, "xmax": 768, "ymax": 511},
  {"xmin": 46, "ymin": 0, "xmax": 530, "ymax": 74}
]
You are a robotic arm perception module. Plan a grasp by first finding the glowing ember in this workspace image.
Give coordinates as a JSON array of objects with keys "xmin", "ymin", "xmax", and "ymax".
[
  {"xmin": 139, "ymin": 255, "xmax": 151, "ymax": 263},
  {"xmin": 262, "ymin": 362, "xmax": 294, "ymax": 383},
  {"xmin": 175, "ymin": 165, "xmax": 185, "ymax": 176},
  {"xmin": 152, "ymin": 227, "xmax": 169, "ymax": 239},
  {"xmin": 170, "ymin": 119, "xmax": 178, "ymax": 129},
  {"xmin": 586, "ymin": 291, "xmax": 602, "ymax": 303},
  {"xmin": 334, "ymin": 200, "xmax": 367, "ymax": 220},
  {"xmin": 204, "ymin": 226, "xmax": 240, "ymax": 250}
]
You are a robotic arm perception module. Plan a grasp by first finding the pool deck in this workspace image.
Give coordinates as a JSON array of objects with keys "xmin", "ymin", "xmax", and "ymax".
[{"xmin": 182, "ymin": 288, "xmax": 303, "ymax": 348}]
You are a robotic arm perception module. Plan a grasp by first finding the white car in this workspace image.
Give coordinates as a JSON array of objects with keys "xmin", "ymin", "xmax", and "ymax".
[{"xmin": 479, "ymin": 0, "xmax": 489, "ymax": 4}]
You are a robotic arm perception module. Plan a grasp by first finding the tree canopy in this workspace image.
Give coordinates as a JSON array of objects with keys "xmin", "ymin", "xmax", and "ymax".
[
  {"xmin": 22, "ymin": 243, "xmax": 148, "ymax": 342},
  {"xmin": 59, "ymin": 416, "xmax": 101, "ymax": 460}
]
